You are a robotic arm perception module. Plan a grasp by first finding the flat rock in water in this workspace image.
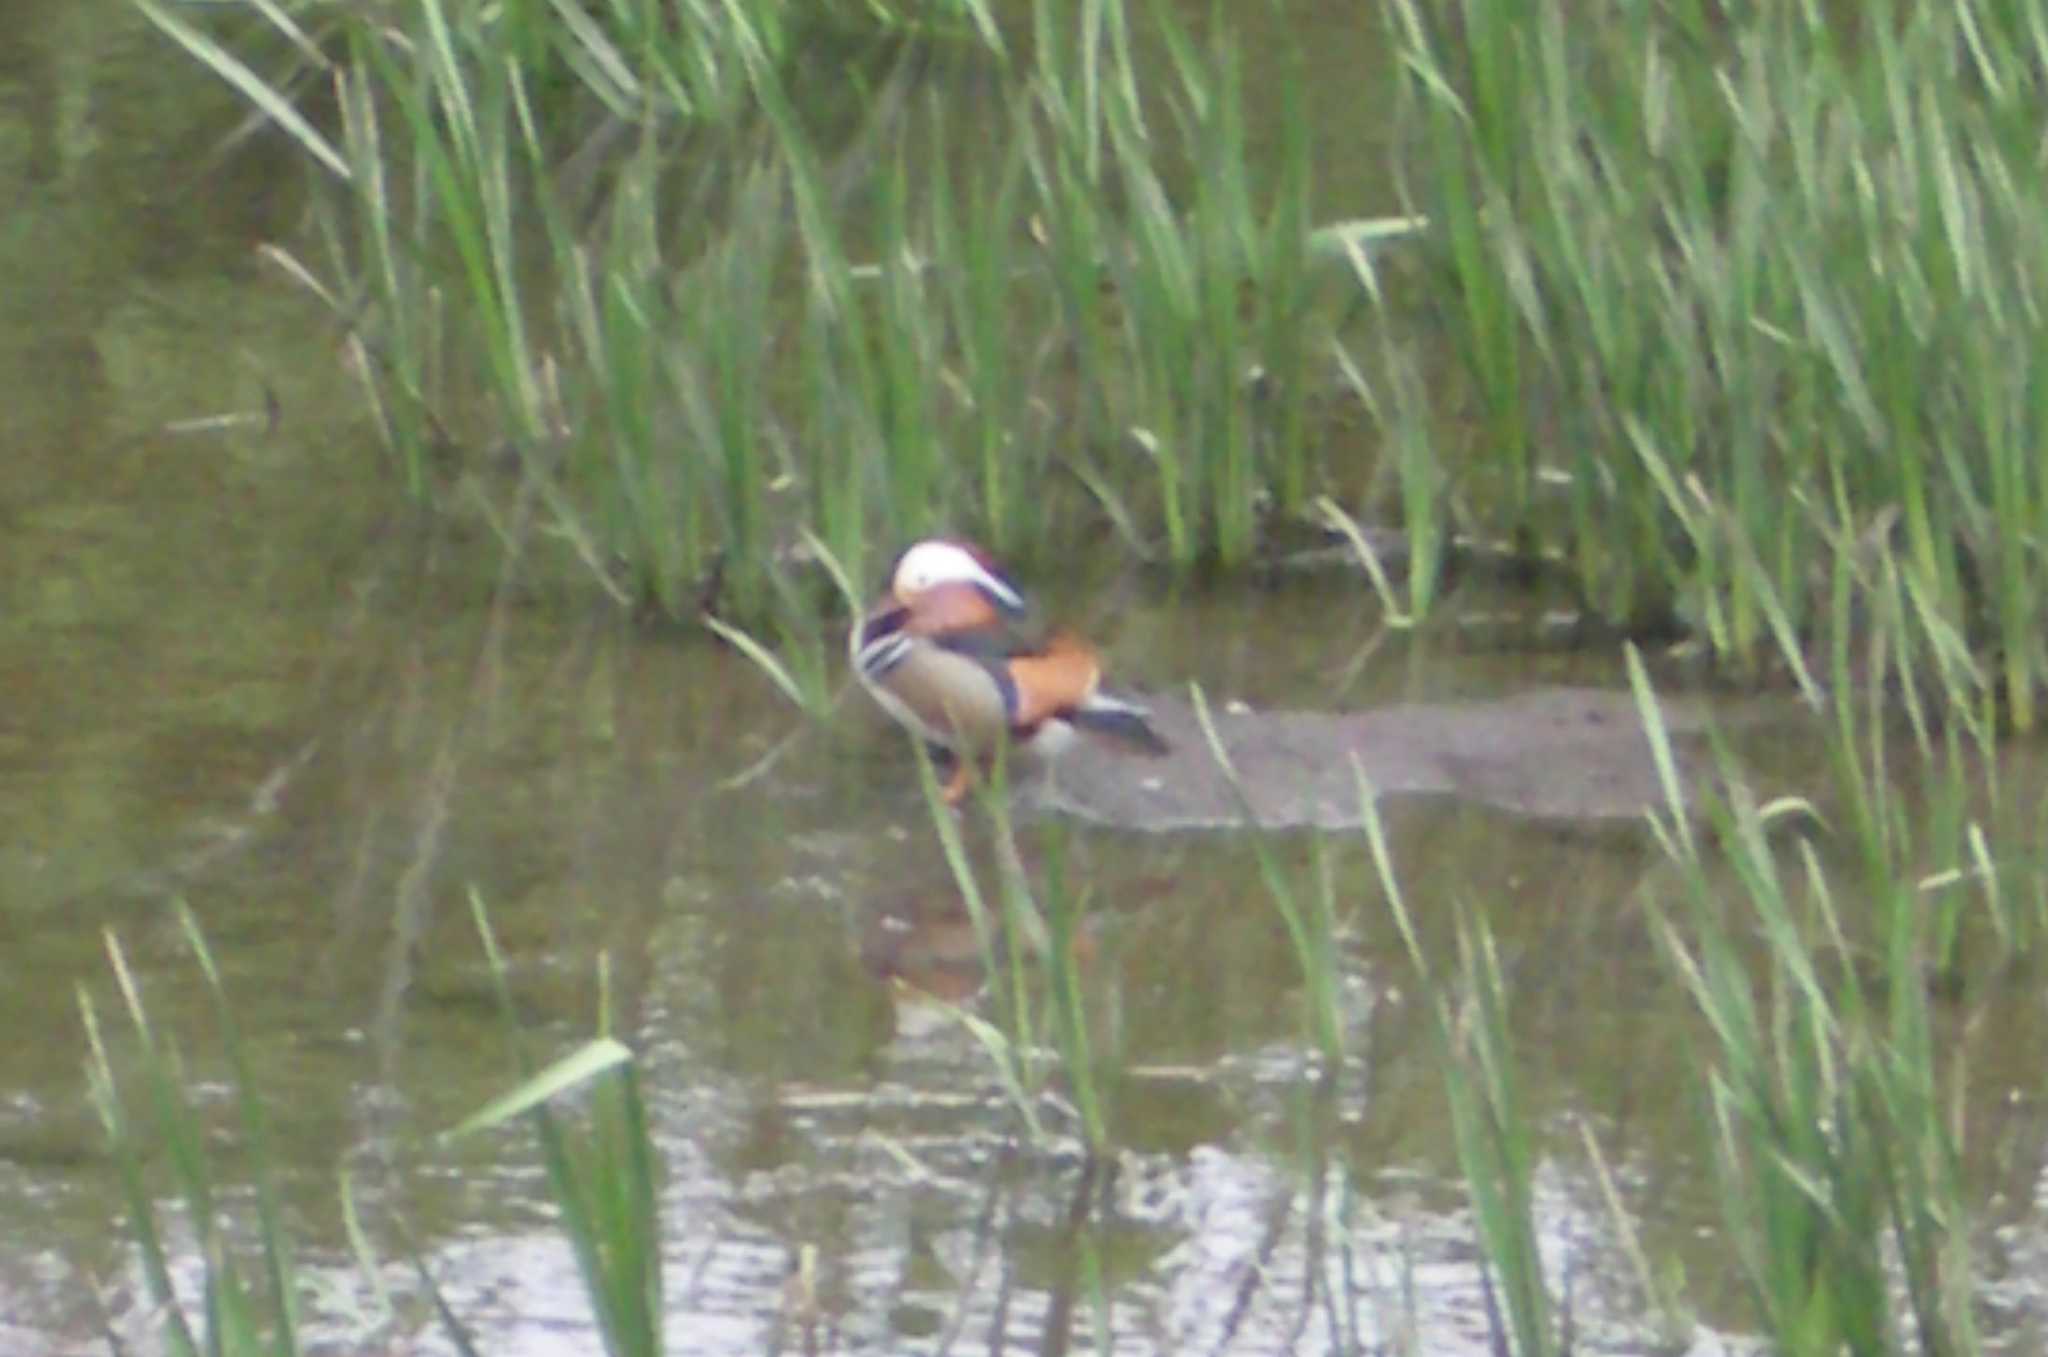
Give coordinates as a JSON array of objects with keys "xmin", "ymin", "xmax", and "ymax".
[{"xmin": 1035, "ymin": 687, "xmax": 1714, "ymax": 830}]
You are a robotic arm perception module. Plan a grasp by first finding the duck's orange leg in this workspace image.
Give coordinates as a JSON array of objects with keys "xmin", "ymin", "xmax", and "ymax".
[{"xmin": 942, "ymin": 758, "xmax": 976, "ymax": 805}]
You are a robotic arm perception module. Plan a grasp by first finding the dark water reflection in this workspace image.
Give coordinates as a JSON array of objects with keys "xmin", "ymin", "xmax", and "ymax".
[{"xmin": 7, "ymin": 3, "xmax": 2048, "ymax": 1355}]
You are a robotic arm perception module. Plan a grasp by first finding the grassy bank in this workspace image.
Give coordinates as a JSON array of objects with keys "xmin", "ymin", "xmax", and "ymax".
[
  {"xmin": 141, "ymin": 1, "xmax": 2048, "ymax": 719},
  {"xmin": 1393, "ymin": 0, "xmax": 2048, "ymax": 726},
  {"xmin": 141, "ymin": 0, "xmax": 1348, "ymax": 623}
]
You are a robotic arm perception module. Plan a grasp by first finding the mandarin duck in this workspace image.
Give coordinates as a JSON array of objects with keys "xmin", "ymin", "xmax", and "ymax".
[{"xmin": 852, "ymin": 539, "xmax": 1169, "ymax": 803}]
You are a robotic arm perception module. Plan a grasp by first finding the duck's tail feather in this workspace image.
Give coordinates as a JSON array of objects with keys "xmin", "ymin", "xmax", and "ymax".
[{"xmin": 1070, "ymin": 693, "xmax": 1170, "ymax": 755}]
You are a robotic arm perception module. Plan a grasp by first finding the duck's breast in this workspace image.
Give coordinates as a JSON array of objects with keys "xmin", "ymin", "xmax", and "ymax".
[{"xmin": 863, "ymin": 641, "xmax": 1015, "ymax": 752}]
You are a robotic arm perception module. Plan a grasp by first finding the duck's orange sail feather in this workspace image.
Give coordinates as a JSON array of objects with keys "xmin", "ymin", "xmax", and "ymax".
[{"xmin": 1005, "ymin": 630, "xmax": 1103, "ymax": 726}]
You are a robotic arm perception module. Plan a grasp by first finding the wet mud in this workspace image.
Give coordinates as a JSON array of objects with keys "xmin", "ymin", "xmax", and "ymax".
[{"xmin": 1041, "ymin": 686, "xmax": 1723, "ymax": 829}]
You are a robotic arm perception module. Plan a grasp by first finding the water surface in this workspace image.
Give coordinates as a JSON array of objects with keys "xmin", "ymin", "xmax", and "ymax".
[{"xmin": 5, "ymin": 4, "xmax": 2047, "ymax": 1355}]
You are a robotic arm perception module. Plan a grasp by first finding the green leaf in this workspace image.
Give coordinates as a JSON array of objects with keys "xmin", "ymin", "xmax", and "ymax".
[{"xmin": 442, "ymin": 1038, "xmax": 635, "ymax": 1142}]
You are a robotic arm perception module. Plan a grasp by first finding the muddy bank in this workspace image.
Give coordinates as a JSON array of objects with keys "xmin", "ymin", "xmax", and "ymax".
[{"xmin": 1037, "ymin": 687, "xmax": 1729, "ymax": 830}]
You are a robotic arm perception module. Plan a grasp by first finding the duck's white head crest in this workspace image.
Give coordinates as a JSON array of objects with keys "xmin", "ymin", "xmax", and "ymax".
[{"xmin": 891, "ymin": 540, "xmax": 1026, "ymax": 614}]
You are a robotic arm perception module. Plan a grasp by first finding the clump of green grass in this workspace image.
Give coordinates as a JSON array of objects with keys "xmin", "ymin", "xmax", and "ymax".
[
  {"xmin": 138, "ymin": 0, "xmax": 1404, "ymax": 629},
  {"xmin": 448, "ymin": 894, "xmax": 660, "ymax": 1357},
  {"xmin": 146, "ymin": 0, "xmax": 2048, "ymax": 709},
  {"xmin": 1189, "ymin": 686, "xmax": 1347, "ymax": 1068},
  {"xmin": 1390, "ymin": 0, "xmax": 2048, "ymax": 718},
  {"xmin": 81, "ymin": 905, "xmax": 312, "ymax": 1357},
  {"xmin": 914, "ymin": 744, "xmax": 1115, "ymax": 1154},
  {"xmin": 1339, "ymin": 651, "xmax": 2025, "ymax": 1356},
  {"xmin": 1361, "ymin": 787, "xmax": 1559, "ymax": 1357},
  {"xmin": 906, "ymin": 756, "xmax": 1123, "ymax": 1354},
  {"xmin": 1038, "ymin": 10, "xmax": 1319, "ymax": 569},
  {"xmin": 82, "ymin": 898, "xmax": 665, "ymax": 1357},
  {"xmin": 1630, "ymin": 650, "xmax": 1983, "ymax": 1353}
]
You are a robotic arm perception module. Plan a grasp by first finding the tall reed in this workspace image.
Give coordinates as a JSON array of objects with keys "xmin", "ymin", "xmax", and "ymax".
[
  {"xmin": 1631, "ymin": 651, "xmax": 1982, "ymax": 1353},
  {"xmin": 452, "ymin": 896, "xmax": 661, "ymax": 1357},
  {"xmin": 1363, "ymin": 788, "xmax": 1557, "ymax": 1357},
  {"xmin": 1392, "ymin": 0, "xmax": 2048, "ymax": 715},
  {"xmin": 81, "ymin": 899, "xmax": 666, "ymax": 1357},
  {"xmin": 140, "ymin": 0, "xmax": 1375, "ymax": 625},
  {"xmin": 81, "ymin": 906, "xmax": 309, "ymax": 1357}
]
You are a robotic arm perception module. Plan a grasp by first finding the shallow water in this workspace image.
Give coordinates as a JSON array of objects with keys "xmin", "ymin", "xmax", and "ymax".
[{"xmin": 6, "ymin": 4, "xmax": 2048, "ymax": 1355}]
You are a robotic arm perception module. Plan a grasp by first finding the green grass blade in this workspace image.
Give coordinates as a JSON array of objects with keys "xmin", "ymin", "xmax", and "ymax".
[
  {"xmin": 132, "ymin": 0, "xmax": 352, "ymax": 179},
  {"xmin": 440, "ymin": 1038, "xmax": 636, "ymax": 1142}
]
